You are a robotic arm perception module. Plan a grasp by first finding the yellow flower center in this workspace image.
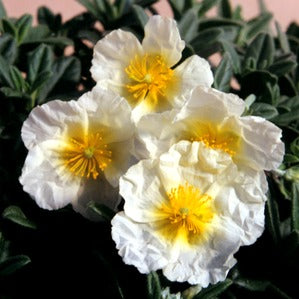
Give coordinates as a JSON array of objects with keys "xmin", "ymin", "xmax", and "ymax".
[
  {"xmin": 125, "ymin": 54, "xmax": 174, "ymax": 107},
  {"xmin": 186, "ymin": 121, "xmax": 240, "ymax": 156},
  {"xmin": 61, "ymin": 132, "xmax": 112, "ymax": 180},
  {"xmin": 155, "ymin": 183, "xmax": 215, "ymax": 245}
]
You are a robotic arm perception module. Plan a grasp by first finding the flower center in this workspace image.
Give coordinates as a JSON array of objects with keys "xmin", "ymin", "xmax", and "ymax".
[
  {"xmin": 125, "ymin": 54, "xmax": 174, "ymax": 106},
  {"xmin": 155, "ymin": 183, "xmax": 215, "ymax": 245},
  {"xmin": 187, "ymin": 122, "xmax": 240, "ymax": 156},
  {"xmin": 61, "ymin": 132, "xmax": 112, "ymax": 179}
]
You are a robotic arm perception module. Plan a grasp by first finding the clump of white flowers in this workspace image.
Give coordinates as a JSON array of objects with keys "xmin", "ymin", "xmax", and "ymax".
[{"xmin": 19, "ymin": 15, "xmax": 284, "ymax": 287}]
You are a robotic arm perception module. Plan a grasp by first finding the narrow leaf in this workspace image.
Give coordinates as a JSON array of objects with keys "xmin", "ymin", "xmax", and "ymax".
[
  {"xmin": 213, "ymin": 53, "xmax": 232, "ymax": 92},
  {"xmin": 0, "ymin": 34, "xmax": 18, "ymax": 64},
  {"xmin": 265, "ymin": 191, "xmax": 281, "ymax": 243},
  {"xmin": 219, "ymin": 0, "xmax": 232, "ymax": 19},
  {"xmin": 0, "ymin": 0, "xmax": 6, "ymax": 18},
  {"xmin": 9, "ymin": 66, "xmax": 26, "ymax": 92},
  {"xmin": 147, "ymin": 272, "xmax": 162, "ymax": 299},
  {"xmin": 291, "ymin": 183, "xmax": 299, "ymax": 231},
  {"xmin": 2, "ymin": 205, "xmax": 37, "ymax": 229},
  {"xmin": 245, "ymin": 12, "xmax": 272, "ymax": 41},
  {"xmin": 275, "ymin": 21, "xmax": 290, "ymax": 53},
  {"xmin": 88, "ymin": 202, "xmax": 115, "ymax": 221},
  {"xmin": 27, "ymin": 44, "xmax": 53, "ymax": 85},
  {"xmin": 179, "ymin": 8, "xmax": 199, "ymax": 43},
  {"xmin": 132, "ymin": 4, "xmax": 149, "ymax": 28},
  {"xmin": 220, "ymin": 40, "xmax": 241, "ymax": 73},
  {"xmin": 15, "ymin": 14, "xmax": 32, "ymax": 44},
  {"xmin": 194, "ymin": 279, "xmax": 233, "ymax": 298},
  {"xmin": 198, "ymin": 0, "xmax": 220, "ymax": 17},
  {"xmin": 0, "ymin": 255, "xmax": 31, "ymax": 276},
  {"xmin": 2, "ymin": 18, "xmax": 17, "ymax": 37},
  {"xmin": 251, "ymin": 103, "xmax": 278, "ymax": 119}
]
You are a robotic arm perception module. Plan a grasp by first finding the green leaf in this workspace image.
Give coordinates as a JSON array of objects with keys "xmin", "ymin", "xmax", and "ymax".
[
  {"xmin": 38, "ymin": 6, "xmax": 62, "ymax": 32},
  {"xmin": 194, "ymin": 279, "xmax": 233, "ymax": 298},
  {"xmin": 284, "ymin": 154, "xmax": 299, "ymax": 164},
  {"xmin": 258, "ymin": 0, "xmax": 268, "ymax": 13},
  {"xmin": 15, "ymin": 14, "xmax": 32, "ymax": 44},
  {"xmin": 147, "ymin": 272, "xmax": 162, "ymax": 299},
  {"xmin": 285, "ymin": 166, "xmax": 299, "ymax": 181},
  {"xmin": 265, "ymin": 191, "xmax": 281, "ymax": 243},
  {"xmin": 198, "ymin": 0, "xmax": 220, "ymax": 17},
  {"xmin": 244, "ymin": 12, "xmax": 272, "ymax": 41},
  {"xmin": 38, "ymin": 56, "xmax": 81, "ymax": 102},
  {"xmin": 22, "ymin": 24, "xmax": 50, "ymax": 43},
  {"xmin": 0, "ymin": 55, "xmax": 14, "ymax": 87},
  {"xmin": 244, "ymin": 33, "xmax": 275, "ymax": 70},
  {"xmin": 251, "ymin": 103, "xmax": 278, "ymax": 119},
  {"xmin": 2, "ymin": 18, "xmax": 17, "ymax": 37},
  {"xmin": 220, "ymin": 40, "xmax": 241, "ymax": 73},
  {"xmin": 291, "ymin": 183, "xmax": 299, "ymax": 231},
  {"xmin": 234, "ymin": 279, "xmax": 291, "ymax": 299},
  {"xmin": 132, "ymin": 4, "xmax": 149, "ymax": 28},
  {"xmin": 77, "ymin": 0, "xmax": 99, "ymax": 18},
  {"xmin": 191, "ymin": 28, "xmax": 223, "ymax": 57},
  {"xmin": 213, "ymin": 53, "xmax": 232, "ymax": 92},
  {"xmin": 30, "ymin": 70, "xmax": 52, "ymax": 94},
  {"xmin": 88, "ymin": 202, "xmax": 115, "ymax": 221},
  {"xmin": 290, "ymin": 136, "xmax": 299, "ymax": 156},
  {"xmin": 0, "ymin": 232, "xmax": 9, "ymax": 262},
  {"xmin": 178, "ymin": 8, "xmax": 199, "ymax": 43},
  {"xmin": 268, "ymin": 58, "xmax": 297, "ymax": 77},
  {"xmin": 234, "ymin": 278, "xmax": 269, "ymax": 291},
  {"xmin": 0, "ymin": 34, "xmax": 18, "ymax": 64},
  {"xmin": 0, "ymin": 255, "xmax": 31, "ymax": 276},
  {"xmin": 218, "ymin": 0, "xmax": 232, "ymax": 19},
  {"xmin": 2, "ymin": 205, "xmax": 37, "ymax": 229},
  {"xmin": 272, "ymin": 108, "xmax": 299, "ymax": 126},
  {"xmin": 27, "ymin": 44, "xmax": 53, "ymax": 85},
  {"xmin": 25, "ymin": 36, "xmax": 73, "ymax": 47},
  {"xmin": 275, "ymin": 21, "xmax": 290, "ymax": 53},
  {"xmin": 0, "ymin": 0, "xmax": 7, "ymax": 18},
  {"xmin": 0, "ymin": 86, "xmax": 26, "ymax": 98},
  {"xmin": 9, "ymin": 66, "xmax": 27, "ymax": 92}
]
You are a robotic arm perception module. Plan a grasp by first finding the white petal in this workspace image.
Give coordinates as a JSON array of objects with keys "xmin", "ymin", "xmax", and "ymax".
[
  {"xmin": 120, "ymin": 159, "xmax": 167, "ymax": 222},
  {"xmin": 176, "ymin": 87, "xmax": 245, "ymax": 123},
  {"xmin": 91, "ymin": 29, "xmax": 143, "ymax": 91},
  {"xmin": 142, "ymin": 15, "xmax": 185, "ymax": 66},
  {"xmin": 111, "ymin": 212, "xmax": 169, "ymax": 273},
  {"xmin": 21, "ymin": 99, "xmax": 85, "ymax": 149},
  {"xmin": 19, "ymin": 144, "xmax": 80, "ymax": 210},
  {"xmin": 174, "ymin": 55, "xmax": 214, "ymax": 100},
  {"xmin": 239, "ymin": 116, "xmax": 284, "ymax": 170},
  {"xmin": 135, "ymin": 109, "xmax": 182, "ymax": 159},
  {"xmin": 78, "ymin": 86, "xmax": 134, "ymax": 143}
]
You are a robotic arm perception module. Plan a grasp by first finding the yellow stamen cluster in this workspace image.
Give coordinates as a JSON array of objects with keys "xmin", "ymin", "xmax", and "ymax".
[
  {"xmin": 156, "ymin": 183, "xmax": 215, "ymax": 245},
  {"xmin": 61, "ymin": 132, "xmax": 112, "ymax": 179},
  {"xmin": 125, "ymin": 54, "xmax": 174, "ymax": 106}
]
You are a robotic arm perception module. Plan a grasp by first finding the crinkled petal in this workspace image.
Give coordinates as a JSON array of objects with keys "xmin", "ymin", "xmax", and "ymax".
[
  {"xmin": 112, "ymin": 212, "xmax": 169, "ymax": 273},
  {"xmin": 174, "ymin": 55, "xmax": 213, "ymax": 100},
  {"xmin": 91, "ymin": 29, "xmax": 143, "ymax": 92},
  {"xmin": 175, "ymin": 87, "xmax": 245, "ymax": 123},
  {"xmin": 238, "ymin": 116, "xmax": 284, "ymax": 170},
  {"xmin": 142, "ymin": 15, "xmax": 185, "ymax": 66},
  {"xmin": 19, "ymin": 143, "xmax": 80, "ymax": 210},
  {"xmin": 21, "ymin": 99, "xmax": 86, "ymax": 150}
]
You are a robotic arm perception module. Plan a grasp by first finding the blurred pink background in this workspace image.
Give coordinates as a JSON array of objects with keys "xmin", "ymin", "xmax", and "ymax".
[{"xmin": 3, "ymin": 0, "xmax": 298, "ymax": 30}]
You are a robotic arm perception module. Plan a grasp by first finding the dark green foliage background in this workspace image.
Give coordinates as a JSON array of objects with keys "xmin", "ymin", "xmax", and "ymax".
[{"xmin": 0, "ymin": 0, "xmax": 298, "ymax": 298}]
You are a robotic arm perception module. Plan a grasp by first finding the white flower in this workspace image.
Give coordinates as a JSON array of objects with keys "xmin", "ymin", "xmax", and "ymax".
[
  {"xmin": 112, "ymin": 141, "xmax": 267, "ymax": 286},
  {"xmin": 19, "ymin": 87, "xmax": 134, "ymax": 220},
  {"xmin": 136, "ymin": 86, "xmax": 284, "ymax": 172},
  {"xmin": 91, "ymin": 15, "xmax": 213, "ymax": 120}
]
